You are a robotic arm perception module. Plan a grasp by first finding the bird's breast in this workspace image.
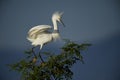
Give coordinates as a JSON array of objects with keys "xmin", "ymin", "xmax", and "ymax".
[{"xmin": 52, "ymin": 33, "xmax": 60, "ymax": 41}]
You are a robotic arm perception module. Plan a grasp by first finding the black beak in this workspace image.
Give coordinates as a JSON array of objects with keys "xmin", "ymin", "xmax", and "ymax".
[{"xmin": 59, "ymin": 19, "xmax": 65, "ymax": 27}]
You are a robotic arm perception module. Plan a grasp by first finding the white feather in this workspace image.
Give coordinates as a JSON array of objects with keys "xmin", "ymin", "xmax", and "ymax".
[{"xmin": 27, "ymin": 12, "xmax": 64, "ymax": 49}]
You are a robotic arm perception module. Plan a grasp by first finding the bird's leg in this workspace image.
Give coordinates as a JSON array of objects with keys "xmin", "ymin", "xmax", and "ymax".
[
  {"xmin": 31, "ymin": 47, "xmax": 37, "ymax": 58},
  {"xmin": 38, "ymin": 52, "xmax": 44, "ymax": 63}
]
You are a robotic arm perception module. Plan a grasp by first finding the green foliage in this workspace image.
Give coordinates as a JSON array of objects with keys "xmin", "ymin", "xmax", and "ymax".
[{"xmin": 8, "ymin": 40, "xmax": 91, "ymax": 80}]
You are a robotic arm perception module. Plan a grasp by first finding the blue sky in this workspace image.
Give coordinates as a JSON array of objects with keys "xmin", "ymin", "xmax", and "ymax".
[{"xmin": 0, "ymin": 0, "xmax": 120, "ymax": 80}]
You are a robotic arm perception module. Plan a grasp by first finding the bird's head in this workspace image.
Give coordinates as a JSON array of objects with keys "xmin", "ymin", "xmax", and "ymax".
[{"xmin": 52, "ymin": 11, "xmax": 65, "ymax": 27}]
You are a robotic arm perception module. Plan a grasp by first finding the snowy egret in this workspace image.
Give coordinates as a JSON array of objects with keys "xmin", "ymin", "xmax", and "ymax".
[{"xmin": 27, "ymin": 12, "xmax": 65, "ymax": 49}]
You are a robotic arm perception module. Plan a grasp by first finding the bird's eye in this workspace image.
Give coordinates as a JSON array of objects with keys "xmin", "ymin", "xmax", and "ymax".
[
  {"xmin": 59, "ymin": 17, "xmax": 61, "ymax": 19},
  {"xmin": 57, "ymin": 17, "xmax": 60, "ymax": 20}
]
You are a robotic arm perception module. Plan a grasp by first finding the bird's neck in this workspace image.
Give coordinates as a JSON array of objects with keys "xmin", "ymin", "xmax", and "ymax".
[{"xmin": 52, "ymin": 19, "xmax": 58, "ymax": 31}]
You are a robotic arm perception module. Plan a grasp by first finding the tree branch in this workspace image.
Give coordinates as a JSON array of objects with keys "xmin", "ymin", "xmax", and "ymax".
[{"xmin": 38, "ymin": 52, "xmax": 56, "ymax": 80}]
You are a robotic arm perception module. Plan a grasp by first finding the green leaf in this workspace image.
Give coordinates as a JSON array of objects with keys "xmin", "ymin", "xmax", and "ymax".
[{"xmin": 8, "ymin": 39, "xmax": 91, "ymax": 80}]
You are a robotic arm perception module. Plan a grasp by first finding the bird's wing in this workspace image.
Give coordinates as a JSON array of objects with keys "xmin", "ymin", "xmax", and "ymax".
[{"xmin": 28, "ymin": 25, "xmax": 52, "ymax": 38}]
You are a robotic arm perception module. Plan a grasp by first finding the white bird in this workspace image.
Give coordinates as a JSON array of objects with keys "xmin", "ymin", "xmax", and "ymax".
[{"xmin": 27, "ymin": 12, "xmax": 65, "ymax": 50}]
